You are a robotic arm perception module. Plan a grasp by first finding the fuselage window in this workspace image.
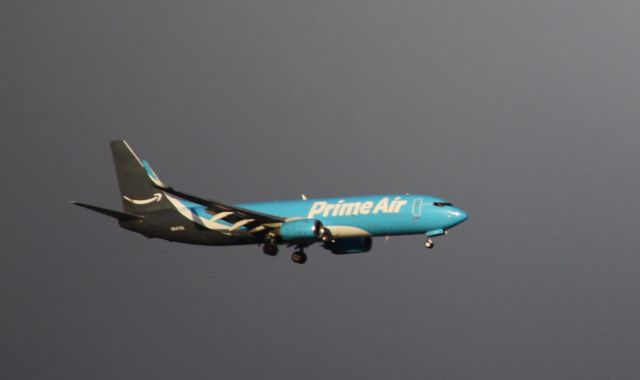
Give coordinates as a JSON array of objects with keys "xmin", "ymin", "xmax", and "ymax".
[{"xmin": 433, "ymin": 202, "xmax": 452, "ymax": 207}]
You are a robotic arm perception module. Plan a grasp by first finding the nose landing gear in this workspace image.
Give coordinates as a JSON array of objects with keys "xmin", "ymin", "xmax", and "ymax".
[
  {"xmin": 424, "ymin": 229, "xmax": 446, "ymax": 250},
  {"xmin": 424, "ymin": 238, "xmax": 434, "ymax": 249}
]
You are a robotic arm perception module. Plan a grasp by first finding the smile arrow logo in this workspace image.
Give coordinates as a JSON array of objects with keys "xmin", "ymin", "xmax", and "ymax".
[{"xmin": 123, "ymin": 193, "xmax": 163, "ymax": 205}]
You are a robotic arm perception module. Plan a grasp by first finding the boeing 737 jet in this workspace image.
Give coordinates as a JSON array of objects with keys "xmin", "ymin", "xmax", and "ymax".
[{"xmin": 72, "ymin": 141, "xmax": 468, "ymax": 264}]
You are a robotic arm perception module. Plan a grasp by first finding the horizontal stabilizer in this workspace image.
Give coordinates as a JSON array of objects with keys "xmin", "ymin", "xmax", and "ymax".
[{"xmin": 70, "ymin": 201, "xmax": 144, "ymax": 222}]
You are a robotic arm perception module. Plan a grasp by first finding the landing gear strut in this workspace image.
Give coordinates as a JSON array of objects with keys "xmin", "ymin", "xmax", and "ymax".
[
  {"xmin": 291, "ymin": 250, "xmax": 308, "ymax": 264},
  {"xmin": 424, "ymin": 238, "xmax": 434, "ymax": 249}
]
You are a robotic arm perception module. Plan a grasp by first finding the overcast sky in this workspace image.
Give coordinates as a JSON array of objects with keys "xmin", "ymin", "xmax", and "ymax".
[{"xmin": 3, "ymin": 1, "xmax": 640, "ymax": 379}]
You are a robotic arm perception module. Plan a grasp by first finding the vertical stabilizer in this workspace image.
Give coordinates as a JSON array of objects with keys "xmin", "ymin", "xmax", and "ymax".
[{"xmin": 110, "ymin": 140, "xmax": 172, "ymax": 214}]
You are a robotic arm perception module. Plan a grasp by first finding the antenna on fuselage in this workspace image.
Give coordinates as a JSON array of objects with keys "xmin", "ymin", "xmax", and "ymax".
[{"xmin": 301, "ymin": 194, "xmax": 307, "ymax": 200}]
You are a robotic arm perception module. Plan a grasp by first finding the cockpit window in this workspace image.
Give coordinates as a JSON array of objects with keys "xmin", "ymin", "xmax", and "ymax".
[{"xmin": 433, "ymin": 202, "xmax": 453, "ymax": 207}]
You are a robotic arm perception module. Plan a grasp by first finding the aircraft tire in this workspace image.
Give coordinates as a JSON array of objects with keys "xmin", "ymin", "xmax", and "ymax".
[
  {"xmin": 262, "ymin": 243, "xmax": 278, "ymax": 256},
  {"xmin": 291, "ymin": 251, "xmax": 307, "ymax": 264},
  {"xmin": 424, "ymin": 239, "xmax": 434, "ymax": 249}
]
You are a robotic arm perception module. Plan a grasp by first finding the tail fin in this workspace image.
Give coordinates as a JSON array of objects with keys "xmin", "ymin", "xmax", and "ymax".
[{"xmin": 110, "ymin": 140, "xmax": 172, "ymax": 214}]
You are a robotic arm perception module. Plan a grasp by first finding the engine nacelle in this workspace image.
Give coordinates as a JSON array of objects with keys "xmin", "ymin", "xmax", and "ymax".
[
  {"xmin": 323, "ymin": 237, "xmax": 372, "ymax": 255},
  {"xmin": 278, "ymin": 219, "xmax": 326, "ymax": 242}
]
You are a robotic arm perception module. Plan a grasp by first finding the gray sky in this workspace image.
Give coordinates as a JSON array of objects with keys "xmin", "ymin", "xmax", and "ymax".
[{"xmin": 3, "ymin": 0, "xmax": 640, "ymax": 378}]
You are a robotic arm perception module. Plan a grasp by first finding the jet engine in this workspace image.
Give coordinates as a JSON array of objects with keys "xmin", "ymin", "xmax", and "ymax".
[
  {"xmin": 278, "ymin": 219, "xmax": 330, "ymax": 242},
  {"xmin": 323, "ymin": 237, "xmax": 372, "ymax": 254}
]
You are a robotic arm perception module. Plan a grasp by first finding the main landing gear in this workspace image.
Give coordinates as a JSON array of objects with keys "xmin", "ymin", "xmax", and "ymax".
[
  {"xmin": 424, "ymin": 238, "xmax": 434, "ymax": 249},
  {"xmin": 291, "ymin": 250, "xmax": 308, "ymax": 264},
  {"xmin": 262, "ymin": 242, "xmax": 279, "ymax": 256},
  {"xmin": 262, "ymin": 240, "xmax": 308, "ymax": 264}
]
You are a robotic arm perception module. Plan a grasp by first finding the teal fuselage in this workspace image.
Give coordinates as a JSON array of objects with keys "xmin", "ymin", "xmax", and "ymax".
[
  {"xmin": 240, "ymin": 194, "xmax": 467, "ymax": 238},
  {"xmin": 124, "ymin": 193, "xmax": 467, "ymax": 246}
]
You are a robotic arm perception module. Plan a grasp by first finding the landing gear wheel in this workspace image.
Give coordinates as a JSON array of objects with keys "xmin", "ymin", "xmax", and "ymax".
[
  {"xmin": 291, "ymin": 251, "xmax": 308, "ymax": 264},
  {"xmin": 424, "ymin": 239, "xmax": 434, "ymax": 249},
  {"xmin": 262, "ymin": 243, "xmax": 278, "ymax": 256}
]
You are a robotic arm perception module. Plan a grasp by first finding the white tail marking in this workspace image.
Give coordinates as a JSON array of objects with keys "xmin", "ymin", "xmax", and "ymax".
[{"xmin": 123, "ymin": 193, "xmax": 163, "ymax": 205}]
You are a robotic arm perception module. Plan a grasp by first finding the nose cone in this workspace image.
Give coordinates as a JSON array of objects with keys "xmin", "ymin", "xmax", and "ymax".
[{"xmin": 447, "ymin": 207, "xmax": 468, "ymax": 228}]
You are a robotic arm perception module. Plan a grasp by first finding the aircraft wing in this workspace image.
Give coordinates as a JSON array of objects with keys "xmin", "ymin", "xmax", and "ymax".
[{"xmin": 153, "ymin": 184, "xmax": 285, "ymax": 233}]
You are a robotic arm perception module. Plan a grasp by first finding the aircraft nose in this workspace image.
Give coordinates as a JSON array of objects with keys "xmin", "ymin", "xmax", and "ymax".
[
  {"xmin": 448, "ymin": 207, "xmax": 468, "ymax": 227},
  {"xmin": 457, "ymin": 208, "xmax": 468, "ymax": 222}
]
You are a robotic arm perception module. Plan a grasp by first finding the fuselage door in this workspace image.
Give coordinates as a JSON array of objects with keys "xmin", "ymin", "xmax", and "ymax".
[{"xmin": 412, "ymin": 198, "xmax": 423, "ymax": 219}]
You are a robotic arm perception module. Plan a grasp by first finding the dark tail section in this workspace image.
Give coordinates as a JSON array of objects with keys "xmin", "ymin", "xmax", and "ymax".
[{"xmin": 110, "ymin": 140, "xmax": 173, "ymax": 214}]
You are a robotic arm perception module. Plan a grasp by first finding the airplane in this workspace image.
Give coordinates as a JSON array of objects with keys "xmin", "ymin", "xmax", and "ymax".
[{"xmin": 71, "ymin": 140, "xmax": 468, "ymax": 264}]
